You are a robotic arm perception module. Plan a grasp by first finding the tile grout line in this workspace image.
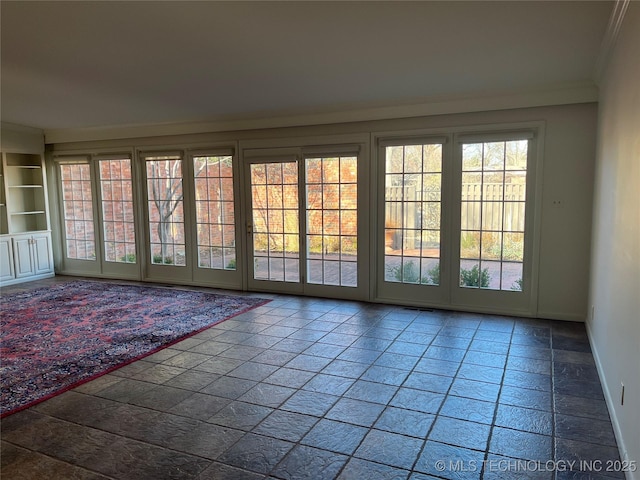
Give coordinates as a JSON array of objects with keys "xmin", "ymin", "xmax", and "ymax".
[
  {"xmin": 327, "ymin": 308, "xmax": 439, "ymax": 478},
  {"xmin": 268, "ymin": 305, "xmax": 389, "ymax": 478},
  {"xmin": 3, "ymin": 279, "xmax": 620, "ymax": 480},
  {"xmin": 406, "ymin": 313, "xmax": 482, "ymax": 477},
  {"xmin": 480, "ymin": 320, "xmax": 515, "ymax": 480},
  {"xmin": 551, "ymin": 330, "xmax": 558, "ymax": 479}
]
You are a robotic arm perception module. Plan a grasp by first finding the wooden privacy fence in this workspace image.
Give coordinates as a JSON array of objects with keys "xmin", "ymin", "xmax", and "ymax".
[
  {"xmin": 385, "ymin": 183, "xmax": 525, "ymax": 249},
  {"xmin": 460, "ymin": 183, "xmax": 525, "ymax": 232}
]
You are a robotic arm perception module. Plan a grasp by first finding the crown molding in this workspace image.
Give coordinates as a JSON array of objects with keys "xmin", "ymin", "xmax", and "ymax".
[
  {"xmin": 44, "ymin": 83, "xmax": 598, "ymax": 145},
  {"xmin": 594, "ymin": 0, "xmax": 630, "ymax": 84}
]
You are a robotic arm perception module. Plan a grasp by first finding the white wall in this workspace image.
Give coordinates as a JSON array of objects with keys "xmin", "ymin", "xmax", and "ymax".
[
  {"xmin": 0, "ymin": 122, "xmax": 44, "ymax": 154},
  {"xmin": 50, "ymin": 103, "xmax": 598, "ymax": 321},
  {"xmin": 588, "ymin": 3, "xmax": 640, "ymax": 476},
  {"xmin": 532, "ymin": 105, "xmax": 597, "ymax": 321}
]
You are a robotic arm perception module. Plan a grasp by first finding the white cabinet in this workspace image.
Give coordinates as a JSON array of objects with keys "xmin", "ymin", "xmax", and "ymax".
[
  {"xmin": 0, "ymin": 151, "xmax": 54, "ymax": 286},
  {"xmin": 12, "ymin": 233, "xmax": 53, "ymax": 279},
  {"xmin": 33, "ymin": 234, "xmax": 53, "ymax": 275},
  {"xmin": 3, "ymin": 232, "xmax": 54, "ymax": 283},
  {"xmin": 13, "ymin": 235, "xmax": 34, "ymax": 278},
  {"xmin": 0, "ymin": 237, "xmax": 15, "ymax": 282}
]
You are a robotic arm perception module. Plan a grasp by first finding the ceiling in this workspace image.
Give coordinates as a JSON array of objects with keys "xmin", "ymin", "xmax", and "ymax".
[{"xmin": 1, "ymin": 1, "xmax": 613, "ymax": 136}]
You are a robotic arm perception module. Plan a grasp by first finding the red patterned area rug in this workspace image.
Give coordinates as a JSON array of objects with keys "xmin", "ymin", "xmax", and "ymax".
[{"xmin": 0, "ymin": 281, "xmax": 269, "ymax": 417}]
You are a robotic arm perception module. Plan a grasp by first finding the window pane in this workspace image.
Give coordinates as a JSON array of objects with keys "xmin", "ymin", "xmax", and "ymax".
[
  {"xmin": 462, "ymin": 144, "xmax": 483, "ymax": 171},
  {"xmin": 504, "ymin": 171, "xmax": 527, "ymax": 201},
  {"xmin": 251, "ymin": 162, "xmax": 299, "ymax": 282},
  {"xmin": 461, "ymin": 202, "xmax": 481, "ymax": 230},
  {"xmin": 423, "ymin": 144, "xmax": 442, "ymax": 173},
  {"xmin": 386, "ymin": 146, "xmax": 404, "ymax": 174},
  {"xmin": 99, "ymin": 158, "xmax": 136, "ymax": 263},
  {"xmin": 503, "ymin": 262, "xmax": 524, "ymax": 291},
  {"xmin": 194, "ymin": 155, "xmax": 236, "ymax": 271},
  {"xmin": 459, "ymin": 140, "xmax": 528, "ymax": 291},
  {"xmin": 384, "ymin": 143, "xmax": 443, "ymax": 286},
  {"xmin": 483, "ymin": 142, "xmax": 505, "ymax": 170},
  {"xmin": 421, "ymin": 258, "xmax": 440, "ymax": 285},
  {"xmin": 503, "ymin": 202, "xmax": 526, "ymax": 232},
  {"xmin": 146, "ymin": 156, "xmax": 185, "ymax": 266},
  {"xmin": 482, "ymin": 202, "xmax": 503, "ymax": 231},
  {"xmin": 306, "ymin": 156, "xmax": 358, "ymax": 287},
  {"xmin": 506, "ymin": 140, "xmax": 528, "ymax": 170},
  {"xmin": 60, "ymin": 163, "xmax": 96, "ymax": 260},
  {"xmin": 460, "ymin": 231, "xmax": 480, "ymax": 259},
  {"xmin": 384, "ymin": 255, "xmax": 400, "ymax": 282}
]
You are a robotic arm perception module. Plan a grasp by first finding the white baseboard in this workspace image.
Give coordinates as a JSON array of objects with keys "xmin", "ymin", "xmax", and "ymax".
[
  {"xmin": 585, "ymin": 321, "xmax": 637, "ymax": 480},
  {"xmin": 535, "ymin": 310, "xmax": 586, "ymax": 322}
]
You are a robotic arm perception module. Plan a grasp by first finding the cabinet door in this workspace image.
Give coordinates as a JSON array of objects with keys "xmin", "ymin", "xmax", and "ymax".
[
  {"xmin": 13, "ymin": 236, "xmax": 35, "ymax": 278},
  {"xmin": 32, "ymin": 233, "xmax": 53, "ymax": 275},
  {"xmin": 0, "ymin": 237, "xmax": 15, "ymax": 282}
]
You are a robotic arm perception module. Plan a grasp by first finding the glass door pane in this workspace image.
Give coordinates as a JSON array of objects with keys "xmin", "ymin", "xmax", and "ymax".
[
  {"xmin": 145, "ymin": 155, "xmax": 186, "ymax": 266},
  {"xmin": 194, "ymin": 155, "xmax": 236, "ymax": 271},
  {"xmin": 384, "ymin": 144, "xmax": 442, "ymax": 286},
  {"xmin": 305, "ymin": 155, "xmax": 357, "ymax": 287},
  {"xmin": 377, "ymin": 140, "xmax": 448, "ymax": 306},
  {"xmin": 59, "ymin": 162, "xmax": 96, "ymax": 261},
  {"xmin": 250, "ymin": 162, "xmax": 300, "ymax": 283},
  {"xmin": 459, "ymin": 140, "xmax": 527, "ymax": 291},
  {"xmin": 99, "ymin": 158, "xmax": 136, "ymax": 264}
]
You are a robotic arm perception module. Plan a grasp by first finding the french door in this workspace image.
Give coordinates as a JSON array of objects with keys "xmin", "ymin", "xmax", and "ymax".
[
  {"xmin": 141, "ymin": 149, "xmax": 242, "ymax": 287},
  {"xmin": 96, "ymin": 155, "xmax": 139, "ymax": 278},
  {"xmin": 142, "ymin": 152, "xmax": 190, "ymax": 282},
  {"xmin": 377, "ymin": 138, "xmax": 451, "ymax": 305},
  {"xmin": 377, "ymin": 132, "xmax": 538, "ymax": 315},
  {"xmin": 245, "ymin": 147, "xmax": 368, "ymax": 299},
  {"xmin": 451, "ymin": 134, "xmax": 536, "ymax": 313},
  {"xmin": 56, "ymin": 153, "xmax": 141, "ymax": 279}
]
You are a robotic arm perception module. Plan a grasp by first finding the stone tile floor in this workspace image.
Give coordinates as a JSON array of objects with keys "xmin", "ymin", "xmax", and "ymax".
[{"xmin": 0, "ymin": 277, "xmax": 624, "ymax": 480}]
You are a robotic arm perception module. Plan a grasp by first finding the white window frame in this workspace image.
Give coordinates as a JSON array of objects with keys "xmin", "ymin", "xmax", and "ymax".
[
  {"xmin": 372, "ymin": 123, "xmax": 544, "ymax": 317},
  {"xmin": 54, "ymin": 155, "xmax": 100, "ymax": 276},
  {"xmin": 94, "ymin": 153, "xmax": 141, "ymax": 279},
  {"xmin": 375, "ymin": 135, "xmax": 453, "ymax": 307},
  {"xmin": 451, "ymin": 130, "xmax": 542, "ymax": 316},
  {"xmin": 240, "ymin": 133, "xmax": 371, "ymax": 300},
  {"xmin": 188, "ymin": 148, "xmax": 243, "ymax": 287},
  {"xmin": 138, "ymin": 144, "xmax": 243, "ymax": 289},
  {"xmin": 54, "ymin": 150, "xmax": 142, "ymax": 280}
]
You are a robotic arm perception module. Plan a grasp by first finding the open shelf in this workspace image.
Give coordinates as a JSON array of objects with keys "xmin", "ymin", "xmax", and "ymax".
[
  {"xmin": 4, "ymin": 153, "xmax": 41, "ymax": 167},
  {"xmin": 0, "ymin": 208, "xmax": 7, "ymax": 235},
  {"xmin": 7, "ymin": 166, "xmax": 44, "ymax": 187},
  {"xmin": 9, "ymin": 212, "xmax": 48, "ymax": 232},
  {"xmin": 0, "ymin": 162, "xmax": 5, "ymax": 235},
  {"xmin": 1, "ymin": 152, "xmax": 49, "ymax": 235}
]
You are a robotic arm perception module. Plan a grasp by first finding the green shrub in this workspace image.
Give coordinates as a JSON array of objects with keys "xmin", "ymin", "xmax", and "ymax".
[
  {"xmin": 511, "ymin": 278, "xmax": 523, "ymax": 291},
  {"xmin": 119, "ymin": 253, "xmax": 136, "ymax": 263},
  {"xmin": 387, "ymin": 260, "xmax": 440, "ymax": 285},
  {"xmin": 387, "ymin": 261, "xmax": 420, "ymax": 283},
  {"xmin": 423, "ymin": 262, "xmax": 440, "ymax": 285},
  {"xmin": 226, "ymin": 258, "xmax": 237, "ymax": 269},
  {"xmin": 152, "ymin": 254, "xmax": 173, "ymax": 265},
  {"xmin": 460, "ymin": 264, "xmax": 490, "ymax": 287}
]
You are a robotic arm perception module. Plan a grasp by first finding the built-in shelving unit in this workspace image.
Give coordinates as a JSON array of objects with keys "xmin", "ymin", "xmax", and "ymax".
[
  {"xmin": 0, "ymin": 151, "xmax": 54, "ymax": 285},
  {"xmin": 0, "ymin": 160, "xmax": 7, "ymax": 235},
  {"xmin": 4, "ymin": 153, "xmax": 49, "ymax": 234}
]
